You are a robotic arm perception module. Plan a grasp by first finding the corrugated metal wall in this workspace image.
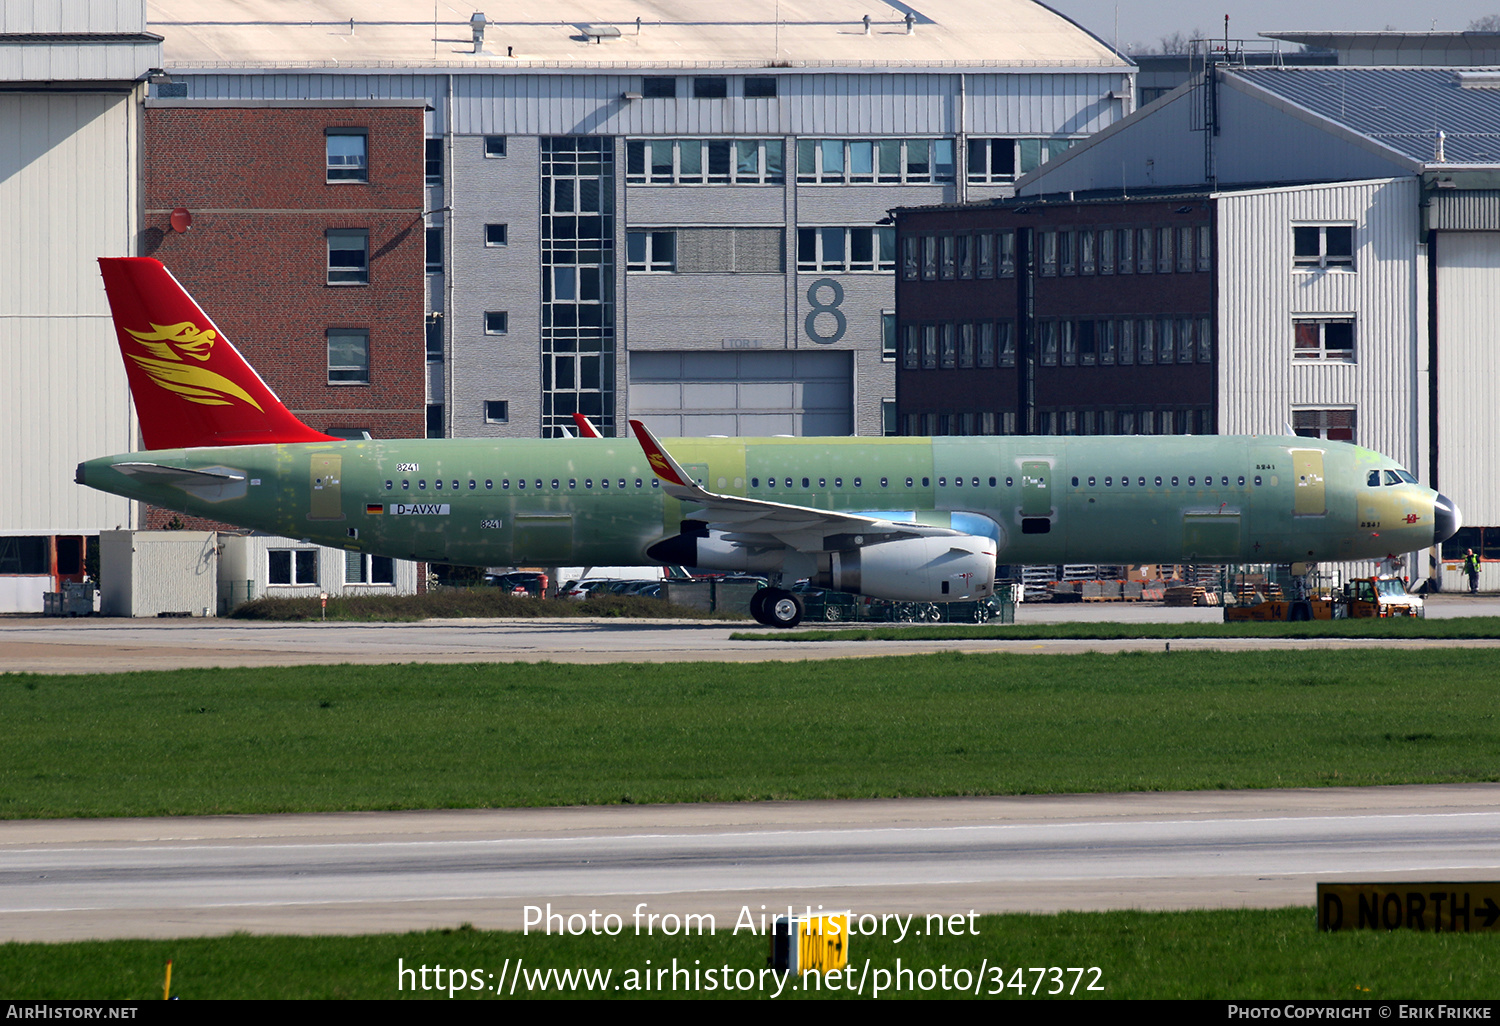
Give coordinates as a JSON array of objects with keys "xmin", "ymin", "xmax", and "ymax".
[
  {"xmin": 1217, "ymin": 178, "xmax": 1421, "ymax": 474},
  {"xmin": 1435, "ymin": 231, "xmax": 1500, "ymax": 526},
  {"xmin": 0, "ymin": 91, "xmax": 138, "ymax": 533},
  {"xmin": 183, "ymin": 70, "xmax": 1128, "ymax": 139}
]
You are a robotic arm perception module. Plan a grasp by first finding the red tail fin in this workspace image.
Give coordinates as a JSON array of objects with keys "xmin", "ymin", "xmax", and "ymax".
[
  {"xmin": 572, "ymin": 412, "xmax": 604, "ymax": 438},
  {"xmin": 97, "ymin": 258, "xmax": 335, "ymax": 449}
]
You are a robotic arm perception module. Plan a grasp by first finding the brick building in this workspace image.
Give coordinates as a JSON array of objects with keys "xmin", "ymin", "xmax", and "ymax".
[
  {"xmin": 143, "ymin": 101, "xmax": 428, "ymax": 440},
  {"xmin": 140, "ymin": 100, "xmax": 429, "ymax": 529},
  {"xmin": 894, "ymin": 197, "xmax": 1215, "ymax": 438}
]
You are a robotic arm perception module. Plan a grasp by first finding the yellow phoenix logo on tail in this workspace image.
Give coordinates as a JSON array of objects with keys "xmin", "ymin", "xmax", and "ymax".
[{"xmin": 123, "ymin": 322, "xmax": 264, "ymax": 411}]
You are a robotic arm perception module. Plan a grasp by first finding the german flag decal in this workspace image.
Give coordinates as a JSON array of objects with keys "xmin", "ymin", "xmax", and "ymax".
[{"xmin": 366, "ymin": 504, "xmax": 383, "ymax": 515}]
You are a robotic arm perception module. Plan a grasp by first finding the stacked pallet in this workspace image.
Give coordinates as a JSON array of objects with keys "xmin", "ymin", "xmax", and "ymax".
[{"xmin": 1163, "ymin": 585, "xmax": 1206, "ymax": 607}]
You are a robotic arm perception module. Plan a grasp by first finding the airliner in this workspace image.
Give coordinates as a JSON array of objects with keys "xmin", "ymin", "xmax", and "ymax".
[{"xmin": 77, "ymin": 258, "xmax": 1461, "ymax": 626}]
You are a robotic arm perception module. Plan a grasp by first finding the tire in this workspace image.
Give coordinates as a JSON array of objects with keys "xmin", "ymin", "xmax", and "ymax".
[
  {"xmin": 748, "ymin": 588, "xmax": 770, "ymax": 625},
  {"xmin": 764, "ymin": 589, "xmax": 804, "ymax": 628},
  {"xmin": 824, "ymin": 603, "xmax": 842, "ymax": 621}
]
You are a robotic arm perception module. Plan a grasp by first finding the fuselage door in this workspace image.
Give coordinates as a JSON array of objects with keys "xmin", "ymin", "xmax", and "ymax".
[
  {"xmin": 309, "ymin": 454, "xmax": 344, "ymax": 521},
  {"xmin": 1291, "ymin": 449, "xmax": 1326, "ymax": 517},
  {"xmin": 1020, "ymin": 461, "xmax": 1051, "ymax": 517}
]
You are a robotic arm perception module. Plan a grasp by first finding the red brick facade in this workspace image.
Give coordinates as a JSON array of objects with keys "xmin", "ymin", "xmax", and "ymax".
[
  {"xmin": 141, "ymin": 104, "xmax": 428, "ymax": 529},
  {"xmin": 143, "ymin": 105, "xmax": 426, "ymax": 436}
]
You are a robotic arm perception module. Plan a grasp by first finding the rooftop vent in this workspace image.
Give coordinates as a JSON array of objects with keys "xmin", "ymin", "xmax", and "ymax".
[
  {"xmin": 1455, "ymin": 70, "xmax": 1500, "ymax": 88},
  {"xmin": 583, "ymin": 24, "xmax": 622, "ymax": 43}
]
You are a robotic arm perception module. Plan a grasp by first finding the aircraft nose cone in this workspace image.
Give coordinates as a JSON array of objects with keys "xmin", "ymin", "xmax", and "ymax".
[{"xmin": 1433, "ymin": 493, "xmax": 1462, "ymax": 547}]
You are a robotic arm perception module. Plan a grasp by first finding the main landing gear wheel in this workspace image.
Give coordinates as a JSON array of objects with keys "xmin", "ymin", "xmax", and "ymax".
[
  {"xmin": 748, "ymin": 588, "xmax": 770, "ymax": 624},
  {"xmin": 758, "ymin": 588, "xmax": 803, "ymax": 628}
]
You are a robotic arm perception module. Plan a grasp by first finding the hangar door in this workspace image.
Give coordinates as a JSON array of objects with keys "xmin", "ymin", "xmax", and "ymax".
[{"xmin": 628, "ymin": 351, "xmax": 853, "ymax": 437}]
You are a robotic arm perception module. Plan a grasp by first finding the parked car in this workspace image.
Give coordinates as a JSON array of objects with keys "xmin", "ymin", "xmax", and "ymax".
[{"xmin": 482, "ymin": 571, "xmax": 548, "ymax": 597}]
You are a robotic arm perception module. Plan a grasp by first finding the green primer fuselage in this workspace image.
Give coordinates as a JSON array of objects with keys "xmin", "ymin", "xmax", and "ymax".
[{"xmin": 79, "ymin": 434, "xmax": 1439, "ymax": 568}]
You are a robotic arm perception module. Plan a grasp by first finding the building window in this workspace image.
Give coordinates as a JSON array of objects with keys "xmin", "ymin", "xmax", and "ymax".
[
  {"xmin": 1293, "ymin": 407, "xmax": 1355, "ymax": 442},
  {"xmin": 625, "ymin": 230, "xmax": 677, "ymax": 272},
  {"xmin": 795, "ymin": 226, "xmax": 896, "ymax": 272},
  {"xmin": 327, "ymin": 329, "xmax": 369, "ymax": 384},
  {"xmin": 882, "ymin": 398, "xmax": 898, "ymax": 436},
  {"xmin": 485, "ymin": 400, "xmax": 508, "ymax": 424},
  {"xmin": 485, "ymin": 223, "xmax": 508, "ymax": 247},
  {"xmin": 426, "ymin": 404, "xmax": 444, "ymax": 438},
  {"xmin": 484, "ymin": 135, "xmax": 507, "ymax": 158},
  {"xmin": 642, "ymin": 76, "xmax": 676, "ymax": 98},
  {"xmin": 1294, "ymin": 225, "xmax": 1354, "ymax": 269},
  {"xmin": 0, "ymin": 536, "xmax": 48, "ymax": 574},
  {"xmin": 346, "ymin": 552, "xmax": 395, "ymax": 585},
  {"xmin": 326, "ymin": 230, "xmax": 368, "ymax": 285},
  {"xmin": 425, "ymin": 138, "xmax": 442, "ymax": 183},
  {"xmin": 425, "ymin": 313, "xmax": 443, "ymax": 359},
  {"xmin": 425, "ymin": 227, "xmax": 442, "ymax": 272},
  {"xmin": 484, "ymin": 311, "xmax": 508, "ymax": 335},
  {"xmin": 881, "ymin": 312, "xmax": 896, "ymax": 361},
  {"xmin": 541, "ymin": 136, "xmax": 615, "ymax": 438},
  {"xmin": 1039, "ymin": 231, "xmax": 1057, "ymax": 276},
  {"xmin": 966, "ymin": 138, "xmax": 1017, "ymax": 183},
  {"xmin": 269, "ymin": 549, "xmax": 318, "ymax": 586},
  {"xmin": 625, "ymin": 139, "xmax": 784, "ymax": 185},
  {"xmin": 624, "ymin": 227, "xmax": 779, "ymax": 273},
  {"xmin": 795, "ymin": 138, "xmax": 955, "ymax": 185},
  {"xmin": 964, "ymin": 137, "xmax": 1076, "ymax": 182},
  {"xmin": 693, "ymin": 76, "xmax": 727, "ymax": 98},
  {"xmin": 744, "ymin": 76, "xmax": 777, "ymax": 98},
  {"xmin": 326, "ymin": 130, "xmax": 367, "ymax": 182},
  {"xmin": 1293, "ymin": 318, "xmax": 1355, "ymax": 361}
]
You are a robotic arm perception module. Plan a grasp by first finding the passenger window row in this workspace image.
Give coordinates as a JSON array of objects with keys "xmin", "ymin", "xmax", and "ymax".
[{"xmin": 385, "ymin": 478, "xmax": 660, "ymax": 492}]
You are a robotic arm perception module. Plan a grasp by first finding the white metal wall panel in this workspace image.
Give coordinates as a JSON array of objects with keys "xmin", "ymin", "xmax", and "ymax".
[
  {"xmin": 964, "ymin": 72, "xmax": 1129, "ymax": 136},
  {"xmin": 1435, "ymin": 231, "xmax": 1500, "ymax": 527},
  {"xmin": 1216, "ymin": 179, "xmax": 1421, "ymax": 476},
  {"xmin": 182, "ymin": 70, "xmax": 1125, "ymax": 140},
  {"xmin": 629, "ymin": 350, "xmax": 852, "ymax": 437},
  {"xmin": 1, "ymin": 0, "xmax": 146, "ymax": 33},
  {"xmin": 0, "ymin": 91, "xmax": 137, "ymax": 533}
]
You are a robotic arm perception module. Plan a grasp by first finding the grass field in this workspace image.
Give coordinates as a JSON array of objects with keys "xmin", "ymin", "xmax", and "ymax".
[
  {"xmin": 4, "ymin": 650, "xmax": 1498, "ymax": 818},
  {"xmin": 739, "ymin": 616, "xmax": 1500, "ymax": 642},
  {"xmin": 1, "ymin": 909, "xmax": 1494, "ymax": 999}
]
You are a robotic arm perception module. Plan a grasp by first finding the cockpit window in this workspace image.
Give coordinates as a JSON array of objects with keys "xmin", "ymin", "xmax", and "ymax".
[
  {"xmin": 1368, "ymin": 471, "xmax": 1381, "ymax": 487},
  {"xmin": 1384, "ymin": 470, "xmax": 1402, "ymax": 486},
  {"xmin": 1396, "ymin": 469, "xmax": 1416, "ymax": 484}
]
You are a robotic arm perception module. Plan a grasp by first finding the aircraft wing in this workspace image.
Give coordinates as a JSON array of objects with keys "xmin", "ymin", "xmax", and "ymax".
[{"xmin": 629, "ymin": 420, "xmax": 962, "ymax": 552}]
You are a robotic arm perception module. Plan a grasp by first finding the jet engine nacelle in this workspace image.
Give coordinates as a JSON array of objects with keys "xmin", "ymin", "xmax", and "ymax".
[
  {"xmin": 646, "ymin": 526, "xmax": 789, "ymax": 572},
  {"xmin": 814, "ymin": 535, "xmax": 996, "ymax": 602}
]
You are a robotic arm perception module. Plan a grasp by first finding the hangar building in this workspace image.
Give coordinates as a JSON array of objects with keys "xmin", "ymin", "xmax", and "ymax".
[
  {"xmin": 144, "ymin": 0, "xmax": 1134, "ymax": 441},
  {"xmin": 0, "ymin": 0, "xmax": 159, "ymax": 611},
  {"xmin": 895, "ymin": 62, "xmax": 1500, "ymax": 589}
]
